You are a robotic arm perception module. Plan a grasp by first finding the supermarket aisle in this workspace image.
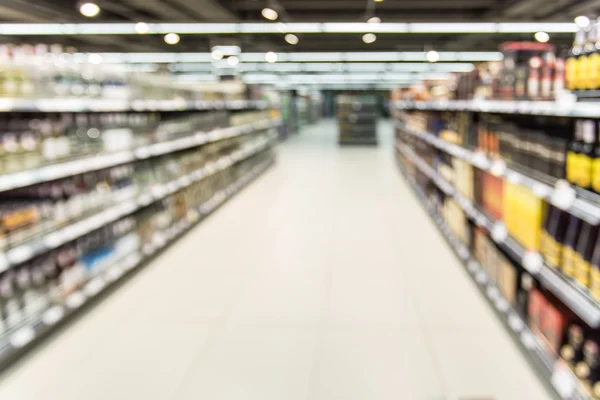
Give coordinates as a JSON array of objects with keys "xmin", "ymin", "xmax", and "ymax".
[{"xmin": 0, "ymin": 120, "xmax": 552, "ymax": 400}]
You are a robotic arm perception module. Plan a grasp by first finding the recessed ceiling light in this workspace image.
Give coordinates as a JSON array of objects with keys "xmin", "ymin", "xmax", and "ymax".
[
  {"xmin": 164, "ymin": 33, "xmax": 180, "ymax": 45},
  {"xmin": 362, "ymin": 33, "xmax": 377, "ymax": 44},
  {"xmin": 135, "ymin": 22, "xmax": 150, "ymax": 34},
  {"xmin": 368, "ymin": 17, "xmax": 381, "ymax": 24},
  {"xmin": 575, "ymin": 16, "xmax": 591, "ymax": 28},
  {"xmin": 211, "ymin": 50, "xmax": 224, "ymax": 60},
  {"xmin": 426, "ymin": 50, "xmax": 440, "ymax": 62},
  {"xmin": 261, "ymin": 8, "xmax": 278, "ymax": 21},
  {"xmin": 534, "ymin": 31, "xmax": 550, "ymax": 43},
  {"xmin": 265, "ymin": 51, "xmax": 278, "ymax": 63},
  {"xmin": 285, "ymin": 34, "xmax": 299, "ymax": 45},
  {"xmin": 79, "ymin": 2, "xmax": 100, "ymax": 17},
  {"xmin": 227, "ymin": 55, "xmax": 239, "ymax": 66},
  {"xmin": 374, "ymin": 0, "xmax": 384, "ymax": 2}
]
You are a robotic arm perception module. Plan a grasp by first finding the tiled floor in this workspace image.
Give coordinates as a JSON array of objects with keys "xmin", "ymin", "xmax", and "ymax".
[{"xmin": 0, "ymin": 120, "xmax": 553, "ymax": 400}]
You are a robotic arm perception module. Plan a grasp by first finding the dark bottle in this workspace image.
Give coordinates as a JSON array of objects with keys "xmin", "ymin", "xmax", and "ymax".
[
  {"xmin": 578, "ymin": 120, "xmax": 596, "ymax": 190},
  {"xmin": 563, "ymin": 215, "xmax": 583, "ymax": 278},
  {"xmin": 561, "ymin": 324, "xmax": 586, "ymax": 367},
  {"xmin": 542, "ymin": 206, "xmax": 569, "ymax": 269},
  {"xmin": 592, "ymin": 121, "xmax": 600, "ymax": 193},
  {"xmin": 589, "ymin": 233, "xmax": 600, "ymax": 301},
  {"xmin": 567, "ymin": 121, "xmax": 584, "ymax": 185},
  {"xmin": 574, "ymin": 222, "xmax": 599, "ymax": 288}
]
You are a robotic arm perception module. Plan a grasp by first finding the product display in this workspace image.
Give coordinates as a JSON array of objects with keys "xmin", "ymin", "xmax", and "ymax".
[
  {"xmin": 0, "ymin": 91, "xmax": 279, "ymax": 367},
  {"xmin": 337, "ymin": 94, "xmax": 378, "ymax": 145},
  {"xmin": 395, "ymin": 100, "xmax": 600, "ymax": 399}
]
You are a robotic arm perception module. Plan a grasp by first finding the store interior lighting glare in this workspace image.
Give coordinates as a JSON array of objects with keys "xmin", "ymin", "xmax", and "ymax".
[
  {"xmin": 78, "ymin": 2, "xmax": 100, "ymax": 18},
  {"xmin": 73, "ymin": 51, "xmax": 504, "ymax": 63},
  {"xmin": 362, "ymin": 33, "xmax": 377, "ymax": 44},
  {"xmin": 534, "ymin": 31, "xmax": 550, "ymax": 43},
  {"xmin": 284, "ymin": 34, "xmax": 299, "ymax": 45},
  {"xmin": 574, "ymin": 15, "xmax": 591, "ymax": 28},
  {"xmin": 0, "ymin": 22, "xmax": 578, "ymax": 35},
  {"xmin": 261, "ymin": 8, "xmax": 278, "ymax": 21}
]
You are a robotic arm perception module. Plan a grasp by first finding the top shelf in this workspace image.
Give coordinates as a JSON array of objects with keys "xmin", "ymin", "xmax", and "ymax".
[
  {"xmin": 394, "ymin": 99, "xmax": 600, "ymax": 118},
  {"xmin": 0, "ymin": 98, "xmax": 269, "ymax": 113}
]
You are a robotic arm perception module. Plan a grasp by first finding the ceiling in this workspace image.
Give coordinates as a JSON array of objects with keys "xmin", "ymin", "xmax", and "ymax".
[{"xmin": 0, "ymin": 0, "xmax": 592, "ymax": 53}]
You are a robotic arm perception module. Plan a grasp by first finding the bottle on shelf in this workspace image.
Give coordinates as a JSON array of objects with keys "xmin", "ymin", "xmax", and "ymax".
[
  {"xmin": 579, "ymin": 26, "xmax": 596, "ymax": 90},
  {"xmin": 573, "ymin": 221, "xmax": 599, "ymax": 288},
  {"xmin": 541, "ymin": 206, "xmax": 568, "ymax": 269},
  {"xmin": 567, "ymin": 121, "xmax": 584, "ymax": 186},
  {"xmin": 578, "ymin": 120, "xmax": 596, "ymax": 190},
  {"xmin": 563, "ymin": 214, "xmax": 583, "ymax": 278},
  {"xmin": 589, "ymin": 232, "xmax": 600, "ymax": 299},
  {"xmin": 561, "ymin": 324, "xmax": 586, "ymax": 368},
  {"xmin": 567, "ymin": 30, "xmax": 587, "ymax": 90},
  {"xmin": 586, "ymin": 19, "xmax": 600, "ymax": 90}
]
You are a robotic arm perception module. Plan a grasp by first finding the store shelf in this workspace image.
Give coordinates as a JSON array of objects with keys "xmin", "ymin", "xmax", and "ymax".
[
  {"xmin": 0, "ymin": 156, "xmax": 275, "ymax": 371},
  {"xmin": 397, "ymin": 162, "xmax": 591, "ymax": 400},
  {"xmin": 396, "ymin": 143, "xmax": 600, "ymax": 328},
  {"xmin": 0, "ymin": 118, "xmax": 279, "ymax": 194},
  {"xmin": 395, "ymin": 121, "xmax": 600, "ymax": 226},
  {"xmin": 0, "ymin": 98, "xmax": 268, "ymax": 113},
  {"xmin": 394, "ymin": 99, "xmax": 600, "ymax": 119},
  {"xmin": 0, "ymin": 130, "xmax": 279, "ymax": 272}
]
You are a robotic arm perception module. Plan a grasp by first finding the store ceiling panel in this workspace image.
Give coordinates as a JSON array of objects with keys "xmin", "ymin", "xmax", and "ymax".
[{"xmin": 0, "ymin": 0, "xmax": 582, "ymax": 53}]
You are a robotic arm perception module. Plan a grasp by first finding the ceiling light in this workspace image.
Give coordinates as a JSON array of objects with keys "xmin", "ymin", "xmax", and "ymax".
[
  {"xmin": 227, "ymin": 55, "xmax": 239, "ymax": 66},
  {"xmin": 261, "ymin": 8, "xmax": 278, "ymax": 21},
  {"xmin": 135, "ymin": 22, "xmax": 150, "ymax": 34},
  {"xmin": 534, "ymin": 31, "xmax": 550, "ymax": 43},
  {"xmin": 285, "ymin": 34, "xmax": 299, "ymax": 45},
  {"xmin": 362, "ymin": 33, "xmax": 377, "ymax": 44},
  {"xmin": 265, "ymin": 51, "xmax": 278, "ymax": 63},
  {"xmin": 211, "ymin": 50, "xmax": 224, "ymax": 60},
  {"xmin": 87, "ymin": 53, "xmax": 103, "ymax": 64},
  {"xmin": 426, "ymin": 50, "xmax": 440, "ymax": 62},
  {"xmin": 374, "ymin": 0, "xmax": 384, "ymax": 2},
  {"xmin": 277, "ymin": 22, "xmax": 288, "ymax": 33},
  {"xmin": 79, "ymin": 2, "xmax": 100, "ymax": 17},
  {"xmin": 164, "ymin": 33, "xmax": 180, "ymax": 45},
  {"xmin": 368, "ymin": 17, "xmax": 382, "ymax": 24},
  {"xmin": 575, "ymin": 16, "xmax": 591, "ymax": 28}
]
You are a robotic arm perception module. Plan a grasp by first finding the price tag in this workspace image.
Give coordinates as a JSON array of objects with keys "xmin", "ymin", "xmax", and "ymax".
[
  {"xmin": 490, "ymin": 159, "xmax": 507, "ymax": 177},
  {"xmin": 458, "ymin": 246, "xmax": 469, "ymax": 261},
  {"xmin": 467, "ymin": 260, "xmax": 480, "ymax": 274},
  {"xmin": 475, "ymin": 271, "xmax": 488, "ymax": 285},
  {"xmin": 105, "ymin": 265, "xmax": 124, "ymax": 282},
  {"xmin": 551, "ymin": 180, "xmax": 576, "ymax": 210},
  {"xmin": 508, "ymin": 313, "xmax": 524, "ymax": 332},
  {"xmin": 84, "ymin": 278, "xmax": 105, "ymax": 297},
  {"xmin": 9, "ymin": 326, "xmax": 35, "ymax": 348},
  {"xmin": 135, "ymin": 147, "xmax": 151, "ymax": 159},
  {"xmin": 472, "ymin": 152, "xmax": 490, "ymax": 169},
  {"xmin": 532, "ymin": 182, "xmax": 552, "ymax": 199},
  {"xmin": 495, "ymin": 298, "xmax": 509, "ymax": 313},
  {"xmin": 7, "ymin": 246, "xmax": 34, "ymax": 265},
  {"xmin": 506, "ymin": 171, "xmax": 521, "ymax": 184},
  {"xmin": 43, "ymin": 232, "xmax": 65, "ymax": 248},
  {"xmin": 522, "ymin": 251, "xmax": 543, "ymax": 274},
  {"xmin": 42, "ymin": 306, "xmax": 65, "ymax": 325},
  {"xmin": 486, "ymin": 286, "xmax": 499, "ymax": 301},
  {"xmin": 551, "ymin": 360, "xmax": 577, "ymax": 399},
  {"xmin": 491, "ymin": 223, "xmax": 508, "ymax": 243},
  {"xmin": 520, "ymin": 331, "xmax": 536, "ymax": 350},
  {"xmin": 65, "ymin": 291, "xmax": 86, "ymax": 309}
]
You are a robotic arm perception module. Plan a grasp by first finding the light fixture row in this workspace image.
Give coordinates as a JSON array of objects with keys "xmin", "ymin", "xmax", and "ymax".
[
  {"xmin": 78, "ymin": 51, "xmax": 502, "ymax": 64},
  {"xmin": 5, "ymin": 22, "xmax": 578, "ymax": 35}
]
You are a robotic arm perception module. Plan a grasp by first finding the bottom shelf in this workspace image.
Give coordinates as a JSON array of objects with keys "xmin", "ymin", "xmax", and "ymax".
[
  {"xmin": 339, "ymin": 138, "xmax": 378, "ymax": 146},
  {"xmin": 396, "ymin": 160, "xmax": 590, "ymax": 400},
  {"xmin": 0, "ymin": 156, "xmax": 275, "ymax": 371}
]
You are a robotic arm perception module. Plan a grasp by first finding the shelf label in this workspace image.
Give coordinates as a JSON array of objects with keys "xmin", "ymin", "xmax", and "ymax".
[
  {"xmin": 9, "ymin": 326, "xmax": 35, "ymax": 348},
  {"xmin": 7, "ymin": 246, "xmax": 34, "ymax": 265},
  {"xmin": 522, "ymin": 251, "xmax": 543, "ymax": 274},
  {"xmin": 65, "ymin": 291, "xmax": 86, "ymax": 309},
  {"xmin": 520, "ymin": 331, "xmax": 536, "ymax": 350},
  {"xmin": 84, "ymin": 278, "xmax": 106, "ymax": 297},
  {"xmin": 551, "ymin": 180, "xmax": 576, "ymax": 210},
  {"xmin": 491, "ymin": 223, "xmax": 508, "ymax": 243},
  {"xmin": 42, "ymin": 306, "xmax": 65, "ymax": 326},
  {"xmin": 551, "ymin": 360, "xmax": 577, "ymax": 399},
  {"xmin": 490, "ymin": 159, "xmax": 507, "ymax": 177},
  {"xmin": 508, "ymin": 313, "xmax": 524, "ymax": 333}
]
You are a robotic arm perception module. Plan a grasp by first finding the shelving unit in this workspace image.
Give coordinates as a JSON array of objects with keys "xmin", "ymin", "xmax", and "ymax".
[
  {"xmin": 394, "ymin": 99, "xmax": 600, "ymax": 119},
  {"xmin": 337, "ymin": 94, "xmax": 378, "ymax": 145},
  {"xmin": 396, "ymin": 160, "xmax": 589, "ymax": 400},
  {"xmin": 0, "ymin": 155, "xmax": 275, "ymax": 368},
  {"xmin": 0, "ymin": 83, "xmax": 280, "ymax": 369}
]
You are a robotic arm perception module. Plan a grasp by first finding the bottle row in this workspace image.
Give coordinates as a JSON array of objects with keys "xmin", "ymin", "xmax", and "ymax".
[
  {"xmin": 0, "ymin": 43, "xmax": 255, "ymax": 101},
  {"xmin": 399, "ymin": 109, "xmax": 600, "ymax": 195},
  {"xmin": 0, "ymin": 126, "xmax": 275, "ymax": 252},
  {"xmin": 567, "ymin": 19, "xmax": 600, "ymax": 92},
  {"xmin": 397, "ymin": 154, "xmax": 599, "ymax": 398},
  {"xmin": 396, "ymin": 126, "xmax": 600, "ymax": 303},
  {"xmin": 0, "ymin": 110, "xmax": 274, "ymax": 175},
  {"xmin": 0, "ymin": 146, "xmax": 274, "ymax": 338}
]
